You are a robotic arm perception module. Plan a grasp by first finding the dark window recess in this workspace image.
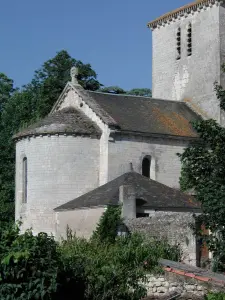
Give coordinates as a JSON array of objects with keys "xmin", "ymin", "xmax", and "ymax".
[
  {"xmin": 187, "ymin": 24, "xmax": 192, "ymax": 56},
  {"xmin": 176, "ymin": 28, "xmax": 181, "ymax": 60},
  {"xmin": 23, "ymin": 157, "xmax": 28, "ymax": 203},
  {"xmin": 136, "ymin": 213, "xmax": 149, "ymax": 218},
  {"xmin": 142, "ymin": 156, "xmax": 151, "ymax": 178}
]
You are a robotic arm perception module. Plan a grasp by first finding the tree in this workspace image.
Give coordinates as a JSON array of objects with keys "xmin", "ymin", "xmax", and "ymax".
[
  {"xmin": 0, "ymin": 74, "xmax": 16, "ymax": 225},
  {"xmin": 98, "ymin": 86, "xmax": 152, "ymax": 97},
  {"xmin": 0, "ymin": 73, "xmax": 15, "ymax": 111},
  {"xmin": 98, "ymin": 86, "xmax": 126, "ymax": 94},
  {"xmin": 127, "ymin": 88, "xmax": 152, "ymax": 97},
  {"xmin": 91, "ymin": 206, "xmax": 122, "ymax": 244},
  {"xmin": 178, "ymin": 67, "xmax": 225, "ymax": 271},
  {"xmin": 27, "ymin": 50, "xmax": 101, "ymax": 118}
]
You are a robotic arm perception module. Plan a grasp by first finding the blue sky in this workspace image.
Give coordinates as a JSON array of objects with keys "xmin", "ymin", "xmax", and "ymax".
[{"xmin": 0, "ymin": 0, "xmax": 189, "ymax": 90}]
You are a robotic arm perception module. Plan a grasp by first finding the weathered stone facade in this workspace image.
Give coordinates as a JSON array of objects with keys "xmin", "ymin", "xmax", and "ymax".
[
  {"xmin": 15, "ymin": 135, "xmax": 100, "ymax": 234},
  {"xmin": 55, "ymin": 207, "xmax": 105, "ymax": 240},
  {"xmin": 108, "ymin": 134, "xmax": 190, "ymax": 189},
  {"xmin": 126, "ymin": 212, "xmax": 197, "ymax": 266},
  {"xmin": 151, "ymin": 2, "xmax": 225, "ymax": 124}
]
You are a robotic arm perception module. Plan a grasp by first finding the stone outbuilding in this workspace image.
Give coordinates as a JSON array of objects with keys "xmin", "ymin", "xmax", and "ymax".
[{"xmin": 55, "ymin": 170, "xmax": 201, "ymax": 265}]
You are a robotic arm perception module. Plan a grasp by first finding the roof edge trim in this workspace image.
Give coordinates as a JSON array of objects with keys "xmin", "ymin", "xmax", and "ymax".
[{"xmin": 147, "ymin": 0, "xmax": 223, "ymax": 30}]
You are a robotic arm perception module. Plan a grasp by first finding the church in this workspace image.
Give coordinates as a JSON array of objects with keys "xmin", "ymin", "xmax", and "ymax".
[{"xmin": 14, "ymin": 0, "xmax": 225, "ymax": 265}]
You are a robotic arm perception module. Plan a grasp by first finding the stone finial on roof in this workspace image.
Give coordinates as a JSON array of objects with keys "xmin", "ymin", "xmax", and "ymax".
[{"xmin": 70, "ymin": 66, "xmax": 79, "ymax": 85}]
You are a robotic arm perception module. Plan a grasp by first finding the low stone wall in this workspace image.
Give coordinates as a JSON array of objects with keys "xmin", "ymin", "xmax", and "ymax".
[
  {"xmin": 126, "ymin": 212, "xmax": 197, "ymax": 265},
  {"xmin": 143, "ymin": 259, "xmax": 225, "ymax": 299},
  {"xmin": 145, "ymin": 273, "xmax": 207, "ymax": 299}
]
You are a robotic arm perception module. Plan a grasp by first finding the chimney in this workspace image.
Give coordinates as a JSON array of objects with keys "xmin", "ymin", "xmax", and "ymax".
[{"xmin": 119, "ymin": 185, "xmax": 136, "ymax": 220}]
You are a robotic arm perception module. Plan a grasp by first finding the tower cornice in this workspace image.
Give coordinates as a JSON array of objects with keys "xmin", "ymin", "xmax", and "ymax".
[{"xmin": 147, "ymin": 0, "xmax": 224, "ymax": 30}]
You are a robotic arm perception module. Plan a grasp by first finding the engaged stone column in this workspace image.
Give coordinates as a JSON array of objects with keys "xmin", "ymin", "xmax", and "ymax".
[{"xmin": 119, "ymin": 185, "xmax": 136, "ymax": 220}]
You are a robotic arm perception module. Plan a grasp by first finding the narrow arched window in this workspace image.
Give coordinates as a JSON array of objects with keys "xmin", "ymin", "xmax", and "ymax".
[
  {"xmin": 187, "ymin": 23, "xmax": 192, "ymax": 56},
  {"xmin": 176, "ymin": 27, "xmax": 181, "ymax": 60},
  {"xmin": 22, "ymin": 157, "xmax": 27, "ymax": 203},
  {"xmin": 142, "ymin": 156, "xmax": 151, "ymax": 178}
]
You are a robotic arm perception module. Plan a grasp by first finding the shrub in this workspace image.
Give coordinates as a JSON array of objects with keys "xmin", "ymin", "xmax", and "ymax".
[
  {"xmin": 0, "ymin": 224, "xmax": 59, "ymax": 299},
  {"xmin": 0, "ymin": 224, "xmax": 85, "ymax": 300},
  {"xmin": 61, "ymin": 232, "xmax": 181, "ymax": 300},
  {"xmin": 0, "ymin": 221, "xmax": 181, "ymax": 300},
  {"xmin": 206, "ymin": 293, "xmax": 225, "ymax": 300},
  {"xmin": 91, "ymin": 205, "xmax": 122, "ymax": 244}
]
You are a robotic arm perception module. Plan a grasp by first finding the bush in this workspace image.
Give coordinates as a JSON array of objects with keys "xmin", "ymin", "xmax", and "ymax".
[
  {"xmin": 0, "ymin": 224, "xmax": 85, "ymax": 300},
  {"xmin": 206, "ymin": 293, "xmax": 225, "ymax": 300},
  {"xmin": 0, "ymin": 221, "xmax": 181, "ymax": 300},
  {"xmin": 0, "ymin": 224, "xmax": 59, "ymax": 299},
  {"xmin": 61, "ymin": 232, "xmax": 181, "ymax": 300},
  {"xmin": 91, "ymin": 205, "xmax": 122, "ymax": 244}
]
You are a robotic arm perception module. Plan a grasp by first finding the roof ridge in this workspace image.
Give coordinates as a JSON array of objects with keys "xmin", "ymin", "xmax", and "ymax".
[
  {"xmin": 89, "ymin": 90, "xmax": 152, "ymax": 100},
  {"xmin": 89, "ymin": 91, "xmax": 190, "ymax": 104},
  {"xmin": 54, "ymin": 171, "xmax": 200, "ymax": 212},
  {"xmin": 147, "ymin": 0, "xmax": 223, "ymax": 30}
]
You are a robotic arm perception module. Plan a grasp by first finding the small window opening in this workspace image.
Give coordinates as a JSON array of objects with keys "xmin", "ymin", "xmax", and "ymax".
[
  {"xmin": 136, "ymin": 213, "xmax": 149, "ymax": 218},
  {"xmin": 22, "ymin": 157, "xmax": 27, "ymax": 203},
  {"xmin": 142, "ymin": 156, "xmax": 151, "ymax": 178},
  {"xmin": 176, "ymin": 27, "xmax": 181, "ymax": 60},
  {"xmin": 187, "ymin": 23, "xmax": 192, "ymax": 56}
]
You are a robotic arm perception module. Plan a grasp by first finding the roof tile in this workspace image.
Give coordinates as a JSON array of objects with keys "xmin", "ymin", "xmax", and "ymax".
[
  {"xmin": 88, "ymin": 92, "xmax": 200, "ymax": 138},
  {"xmin": 54, "ymin": 171, "xmax": 201, "ymax": 211},
  {"xmin": 13, "ymin": 107, "xmax": 101, "ymax": 139}
]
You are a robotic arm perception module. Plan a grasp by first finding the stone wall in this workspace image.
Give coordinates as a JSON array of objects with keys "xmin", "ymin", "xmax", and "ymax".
[
  {"xmin": 144, "ymin": 273, "xmax": 207, "ymax": 299},
  {"xmin": 15, "ymin": 135, "xmax": 100, "ymax": 235},
  {"xmin": 108, "ymin": 134, "xmax": 190, "ymax": 189},
  {"xmin": 143, "ymin": 259, "xmax": 225, "ymax": 299},
  {"xmin": 126, "ymin": 212, "xmax": 197, "ymax": 265},
  {"xmin": 52, "ymin": 87, "xmax": 111, "ymax": 185},
  {"xmin": 152, "ymin": 2, "xmax": 222, "ymax": 123},
  {"xmin": 55, "ymin": 207, "xmax": 105, "ymax": 240}
]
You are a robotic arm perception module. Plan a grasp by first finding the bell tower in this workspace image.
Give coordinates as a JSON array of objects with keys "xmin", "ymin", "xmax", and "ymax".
[{"xmin": 148, "ymin": 0, "xmax": 225, "ymax": 124}]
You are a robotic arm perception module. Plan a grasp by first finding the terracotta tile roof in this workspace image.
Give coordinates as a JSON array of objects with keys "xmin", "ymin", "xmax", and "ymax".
[
  {"xmin": 160, "ymin": 259, "xmax": 225, "ymax": 287},
  {"xmin": 147, "ymin": 0, "xmax": 217, "ymax": 29}
]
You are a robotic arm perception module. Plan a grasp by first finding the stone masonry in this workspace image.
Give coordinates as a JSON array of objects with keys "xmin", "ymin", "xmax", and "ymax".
[
  {"xmin": 15, "ymin": 135, "xmax": 100, "ymax": 235},
  {"xmin": 126, "ymin": 212, "xmax": 197, "ymax": 265},
  {"xmin": 151, "ymin": 1, "xmax": 225, "ymax": 125},
  {"xmin": 143, "ymin": 259, "xmax": 225, "ymax": 299}
]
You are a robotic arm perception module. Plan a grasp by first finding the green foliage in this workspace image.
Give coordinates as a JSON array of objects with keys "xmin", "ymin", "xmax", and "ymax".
[
  {"xmin": 0, "ymin": 224, "xmax": 59, "ymax": 299},
  {"xmin": 0, "ymin": 223, "xmax": 180, "ymax": 300},
  {"xmin": 0, "ymin": 74, "xmax": 17, "ymax": 225},
  {"xmin": 28, "ymin": 50, "xmax": 101, "ymax": 118},
  {"xmin": 98, "ymin": 86, "xmax": 152, "ymax": 97},
  {"xmin": 127, "ymin": 88, "xmax": 152, "ymax": 97},
  {"xmin": 91, "ymin": 205, "xmax": 122, "ymax": 243},
  {"xmin": 0, "ymin": 224, "xmax": 85, "ymax": 300},
  {"xmin": 206, "ymin": 293, "xmax": 225, "ymax": 300},
  {"xmin": 61, "ymin": 232, "xmax": 181, "ymax": 300},
  {"xmin": 99, "ymin": 85, "xmax": 127, "ymax": 94},
  {"xmin": 178, "ymin": 68, "xmax": 225, "ymax": 271},
  {"xmin": 0, "ymin": 73, "xmax": 15, "ymax": 111}
]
